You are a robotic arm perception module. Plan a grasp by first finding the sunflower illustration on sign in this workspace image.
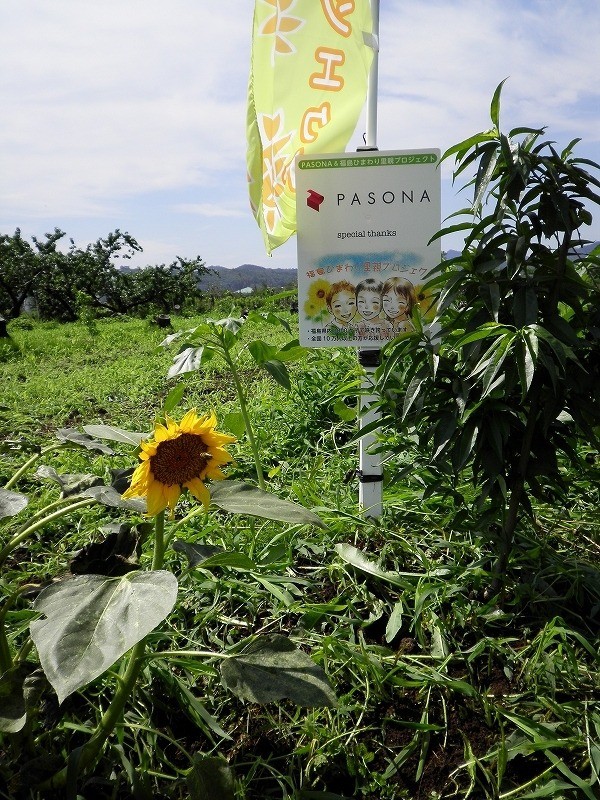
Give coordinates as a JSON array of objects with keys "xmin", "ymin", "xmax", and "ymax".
[
  {"xmin": 303, "ymin": 278, "xmax": 331, "ymax": 322},
  {"xmin": 415, "ymin": 283, "xmax": 437, "ymax": 322}
]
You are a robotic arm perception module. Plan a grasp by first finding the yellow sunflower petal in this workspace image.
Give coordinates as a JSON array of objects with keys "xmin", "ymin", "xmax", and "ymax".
[
  {"xmin": 145, "ymin": 480, "xmax": 170, "ymax": 517},
  {"xmin": 163, "ymin": 483, "xmax": 181, "ymax": 515},
  {"xmin": 179, "ymin": 408, "xmax": 202, "ymax": 432},
  {"xmin": 204, "ymin": 464, "xmax": 226, "ymax": 481},
  {"xmin": 122, "ymin": 461, "xmax": 151, "ymax": 498},
  {"xmin": 185, "ymin": 478, "xmax": 210, "ymax": 509},
  {"xmin": 209, "ymin": 448, "xmax": 233, "ymax": 467},
  {"xmin": 139, "ymin": 441, "xmax": 157, "ymax": 459},
  {"xmin": 153, "ymin": 422, "xmax": 175, "ymax": 442}
]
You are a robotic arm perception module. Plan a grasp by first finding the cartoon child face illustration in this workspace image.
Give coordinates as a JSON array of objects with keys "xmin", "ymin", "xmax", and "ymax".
[
  {"xmin": 381, "ymin": 277, "xmax": 416, "ymax": 323},
  {"xmin": 382, "ymin": 289, "xmax": 408, "ymax": 319},
  {"xmin": 326, "ymin": 280, "xmax": 357, "ymax": 325},
  {"xmin": 355, "ymin": 279, "xmax": 383, "ymax": 321}
]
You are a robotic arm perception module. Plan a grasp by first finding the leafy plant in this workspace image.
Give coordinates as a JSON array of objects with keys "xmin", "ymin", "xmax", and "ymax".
[
  {"xmin": 0, "ymin": 412, "xmax": 332, "ymax": 795},
  {"xmin": 376, "ymin": 81, "xmax": 600, "ymax": 586},
  {"xmin": 1, "ymin": 311, "xmax": 599, "ymax": 798},
  {"xmin": 162, "ymin": 312, "xmax": 308, "ymax": 489}
]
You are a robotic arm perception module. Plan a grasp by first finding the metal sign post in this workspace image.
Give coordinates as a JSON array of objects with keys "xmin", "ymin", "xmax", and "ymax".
[
  {"xmin": 356, "ymin": 0, "xmax": 381, "ymax": 516},
  {"xmin": 357, "ymin": 347, "xmax": 383, "ymax": 517}
]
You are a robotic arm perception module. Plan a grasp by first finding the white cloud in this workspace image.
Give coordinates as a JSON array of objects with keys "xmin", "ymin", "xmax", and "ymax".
[
  {"xmin": 175, "ymin": 203, "xmax": 246, "ymax": 218},
  {"xmin": 1, "ymin": 0, "xmax": 599, "ymax": 266},
  {"xmin": 0, "ymin": 1, "xmax": 251, "ymax": 218}
]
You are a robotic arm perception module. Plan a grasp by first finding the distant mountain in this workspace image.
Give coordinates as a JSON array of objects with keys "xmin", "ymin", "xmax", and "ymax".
[
  {"xmin": 201, "ymin": 264, "xmax": 297, "ymax": 292},
  {"xmin": 444, "ymin": 242, "xmax": 598, "ymax": 260}
]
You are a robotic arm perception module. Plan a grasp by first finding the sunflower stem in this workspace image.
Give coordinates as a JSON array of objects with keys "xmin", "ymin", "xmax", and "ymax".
[
  {"xmin": 226, "ymin": 354, "xmax": 266, "ymax": 490},
  {"xmin": 39, "ymin": 638, "xmax": 148, "ymax": 791},
  {"xmin": 4, "ymin": 443, "xmax": 63, "ymax": 490},
  {"xmin": 151, "ymin": 510, "xmax": 166, "ymax": 570},
  {"xmin": 40, "ymin": 507, "xmax": 168, "ymax": 791},
  {"xmin": 0, "ymin": 497, "xmax": 96, "ymax": 567}
]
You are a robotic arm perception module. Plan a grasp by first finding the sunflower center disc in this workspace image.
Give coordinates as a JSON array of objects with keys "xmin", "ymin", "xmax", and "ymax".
[{"xmin": 151, "ymin": 433, "xmax": 211, "ymax": 486}]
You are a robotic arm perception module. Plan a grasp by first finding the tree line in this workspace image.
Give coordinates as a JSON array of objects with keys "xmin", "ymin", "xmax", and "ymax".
[{"xmin": 0, "ymin": 228, "xmax": 210, "ymax": 321}]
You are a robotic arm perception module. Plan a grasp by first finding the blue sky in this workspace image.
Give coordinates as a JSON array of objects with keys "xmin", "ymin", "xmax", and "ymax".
[{"xmin": 1, "ymin": 1, "xmax": 599, "ymax": 271}]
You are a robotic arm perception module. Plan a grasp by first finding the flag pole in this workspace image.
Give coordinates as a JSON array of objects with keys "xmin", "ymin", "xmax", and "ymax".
[
  {"xmin": 357, "ymin": 0, "xmax": 382, "ymax": 519},
  {"xmin": 364, "ymin": 0, "xmax": 379, "ymax": 150}
]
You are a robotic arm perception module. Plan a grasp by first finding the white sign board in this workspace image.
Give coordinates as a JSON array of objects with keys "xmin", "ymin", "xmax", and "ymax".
[{"xmin": 296, "ymin": 149, "xmax": 441, "ymax": 347}]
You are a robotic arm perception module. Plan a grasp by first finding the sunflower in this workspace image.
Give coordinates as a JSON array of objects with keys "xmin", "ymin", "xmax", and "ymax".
[
  {"xmin": 122, "ymin": 410, "xmax": 235, "ymax": 517},
  {"xmin": 415, "ymin": 284, "xmax": 437, "ymax": 322},
  {"xmin": 304, "ymin": 278, "xmax": 331, "ymax": 320}
]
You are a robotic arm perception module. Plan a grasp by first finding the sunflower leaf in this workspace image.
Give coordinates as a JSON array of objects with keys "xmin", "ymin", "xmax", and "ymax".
[
  {"xmin": 82, "ymin": 485, "xmax": 147, "ymax": 513},
  {"xmin": 167, "ymin": 346, "xmax": 213, "ymax": 379},
  {"xmin": 35, "ymin": 466, "xmax": 104, "ymax": 497},
  {"xmin": 223, "ymin": 411, "xmax": 246, "ymax": 439},
  {"xmin": 0, "ymin": 488, "xmax": 28, "ymax": 521},
  {"xmin": 83, "ymin": 424, "xmax": 147, "ymax": 446},
  {"xmin": 220, "ymin": 634, "xmax": 336, "ymax": 707},
  {"xmin": 0, "ymin": 665, "xmax": 33, "ymax": 733},
  {"xmin": 262, "ymin": 360, "xmax": 291, "ymax": 390},
  {"xmin": 210, "ymin": 481, "xmax": 325, "ymax": 528},
  {"xmin": 172, "ymin": 540, "xmax": 225, "ymax": 567},
  {"xmin": 334, "ymin": 544, "xmax": 426, "ymax": 588},
  {"xmin": 56, "ymin": 429, "xmax": 115, "ymax": 454},
  {"xmin": 30, "ymin": 571, "xmax": 178, "ymax": 704},
  {"xmin": 187, "ymin": 755, "xmax": 236, "ymax": 800},
  {"xmin": 163, "ymin": 383, "xmax": 186, "ymax": 416}
]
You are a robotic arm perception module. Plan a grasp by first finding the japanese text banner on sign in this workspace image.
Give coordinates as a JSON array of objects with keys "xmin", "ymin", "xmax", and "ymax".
[{"xmin": 247, "ymin": 0, "xmax": 374, "ymax": 253}]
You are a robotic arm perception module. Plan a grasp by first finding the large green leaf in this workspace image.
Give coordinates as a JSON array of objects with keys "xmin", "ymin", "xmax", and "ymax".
[
  {"xmin": 172, "ymin": 540, "xmax": 225, "ymax": 567},
  {"xmin": 490, "ymin": 78, "xmax": 508, "ymax": 130},
  {"xmin": 247, "ymin": 339, "xmax": 276, "ymax": 364},
  {"xmin": 55, "ymin": 428, "xmax": 114, "ymax": 454},
  {"xmin": 187, "ymin": 755, "xmax": 236, "ymax": 800},
  {"xmin": 0, "ymin": 665, "xmax": 31, "ymax": 733},
  {"xmin": 167, "ymin": 345, "xmax": 213, "ymax": 379},
  {"xmin": 275, "ymin": 340, "xmax": 309, "ymax": 362},
  {"xmin": 30, "ymin": 571, "xmax": 178, "ymax": 704},
  {"xmin": 210, "ymin": 481, "xmax": 325, "ymax": 528},
  {"xmin": 173, "ymin": 540, "xmax": 256, "ymax": 571},
  {"xmin": 35, "ymin": 465, "xmax": 104, "ymax": 497},
  {"xmin": 0, "ymin": 487, "xmax": 28, "ymax": 520},
  {"xmin": 162, "ymin": 383, "xmax": 185, "ymax": 416},
  {"xmin": 262, "ymin": 359, "xmax": 291, "ymax": 389},
  {"xmin": 516, "ymin": 337, "xmax": 536, "ymax": 398},
  {"xmin": 83, "ymin": 424, "xmax": 147, "ymax": 446},
  {"xmin": 223, "ymin": 410, "xmax": 246, "ymax": 439},
  {"xmin": 220, "ymin": 634, "xmax": 336, "ymax": 707},
  {"xmin": 82, "ymin": 485, "xmax": 147, "ymax": 513}
]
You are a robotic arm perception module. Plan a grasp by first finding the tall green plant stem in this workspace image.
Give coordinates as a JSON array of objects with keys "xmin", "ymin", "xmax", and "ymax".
[
  {"xmin": 0, "ymin": 497, "xmax": 96, "ymax": 567},
  {"xmin": 0, "ymin": 616, "xmax": 11, "ymax": 674},
  {"xmin": 41, "ymin": 637, "xmax": 149, "ymax": 791},
  {"xmin": 223, "ymin": 350, "xmax": 266, "ymax": 490},
  {"xmin": 493, "ymin": 226, "xmax": 573, "ymax": 587},
  {"xmin": 3, "ymin": 444, "xmax": 63, "ymax": 490},
  {"xmin": 40, "ymin": 511, "xmax": 167, "ymax": 791},
  {"xmin": 151, "ymin": 510, "xmax": 165, "ymax": 571},
  {"xmin": 493, "ymin": 380, "xmax": 543, "ymax": 591}
]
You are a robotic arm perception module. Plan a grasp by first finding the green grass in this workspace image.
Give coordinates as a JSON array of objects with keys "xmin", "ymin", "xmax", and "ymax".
[{"xmin": 1, "ymin": 316, "xmax": 600, "ymax": 800}]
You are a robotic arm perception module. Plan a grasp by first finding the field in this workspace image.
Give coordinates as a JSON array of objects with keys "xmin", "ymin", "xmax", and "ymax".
[{"xmin": 1, "ymin": 310, "xmax": 600, "ymax": 800}]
